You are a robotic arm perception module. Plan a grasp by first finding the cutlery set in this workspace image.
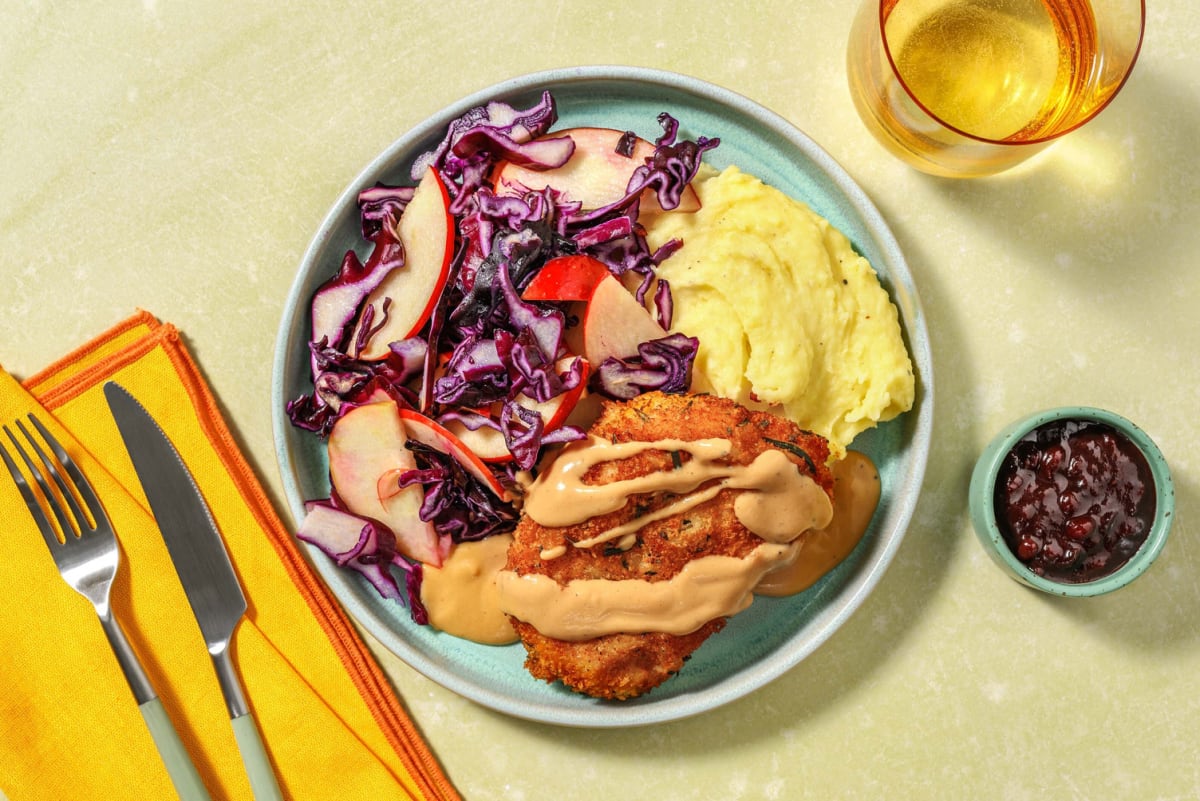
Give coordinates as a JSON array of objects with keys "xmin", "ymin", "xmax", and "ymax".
[{"xmin": 2, "ymin": 382, "xmax": 284, "ymax": 801}]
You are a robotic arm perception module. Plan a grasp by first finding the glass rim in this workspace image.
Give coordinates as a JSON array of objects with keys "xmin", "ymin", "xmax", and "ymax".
[{"xmin": 877, "ymin": 0, "xmax": 1147, "ymax": 147}]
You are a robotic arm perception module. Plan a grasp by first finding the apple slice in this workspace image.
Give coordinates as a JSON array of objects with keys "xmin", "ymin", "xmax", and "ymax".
[
  {"xmin": 443, "ymin": 419, "xmax": 510, "ymax": 464},
  {"xmin": 351, "ymin": 166, "xmax": 454, "ymax": 361},
  {"xmin": 296, "ymin": 502, "xmax": 409, "ymax": 602},
  {"xmin": 522, "ymin": 255, "xmax": 612, "ymax": 302},
  {"xmin": 492, "ymin": 127, "xmax": 700, "ymax": 214},
  {"xmin": 582, "ymin": 274, "xmax": 668, "ymax": 367},
  {"xmin": 327, "ymin": 400, "xmax": 442, "ymax": 565},
  {"xmin": 397, "ymin": 408, "xmax": 511, "ymax": 500},
  {"xmin": 444, "ymin": 357, "xmax": 590, "ymax": 464}
]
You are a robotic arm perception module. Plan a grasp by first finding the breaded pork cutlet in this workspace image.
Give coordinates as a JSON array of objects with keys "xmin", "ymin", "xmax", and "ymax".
[{"xmin": 504, "ymin": 391, "xmax": 834, "ymax": 700}]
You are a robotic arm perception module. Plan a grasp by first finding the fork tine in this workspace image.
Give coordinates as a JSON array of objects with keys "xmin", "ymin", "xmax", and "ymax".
[
  {"xmin": 25, "ymin": 414, "xmax": 103, "ymax": 534},
  {"xmin": 16, "ymin": 417, "xmax": 92, "ymax": 538},
  {"xmin": 2, "ymin": 423, "xmax": 67, "ymax": 549}
]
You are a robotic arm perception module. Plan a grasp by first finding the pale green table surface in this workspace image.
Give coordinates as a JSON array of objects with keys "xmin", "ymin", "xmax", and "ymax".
[{"xmin": 2, "ymin": 3, "xmax": 1197, "ymax": 800}]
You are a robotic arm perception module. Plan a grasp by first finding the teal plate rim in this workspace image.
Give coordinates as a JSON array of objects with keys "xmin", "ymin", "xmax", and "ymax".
[{"xmin": 271, "ymin": 66, "xmax": 934, "ymax": 728}]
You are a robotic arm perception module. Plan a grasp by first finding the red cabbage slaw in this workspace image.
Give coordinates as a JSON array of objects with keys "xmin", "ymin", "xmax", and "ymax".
[{"xmin": 287, "ymin": 91, "xmax": 717, "ymax": 620}]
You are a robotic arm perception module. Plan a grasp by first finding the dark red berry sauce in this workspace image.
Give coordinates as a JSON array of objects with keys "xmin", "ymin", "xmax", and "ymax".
[{"xmin": 993, "ymin": 420, "xmax": 1156, "ymax": 583}]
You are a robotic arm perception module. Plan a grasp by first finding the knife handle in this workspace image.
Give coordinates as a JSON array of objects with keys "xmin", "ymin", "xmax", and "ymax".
[
  {"xmin": 139, "ymin": 697, "xmax": 213, "ymax": 801},
  {"xmin": 231, "ymin": 712, "xmax": 284, "ymax": 801},
  {"xmin": 212, "ymin": 647, "xmax": 284, "ymax": 800}
]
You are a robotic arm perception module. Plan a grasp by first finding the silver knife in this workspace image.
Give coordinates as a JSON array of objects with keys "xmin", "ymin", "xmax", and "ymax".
[{"xmin": 104, "ymin": 381, "xmax": 284, "ymax": 801}]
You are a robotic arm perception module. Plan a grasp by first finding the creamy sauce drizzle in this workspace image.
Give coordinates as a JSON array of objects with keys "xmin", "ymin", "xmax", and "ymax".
[
  {"xmin": 426, "ymin": 442, "xmax": 880, "ymax": 645},
  {"xmin": 524, "ymin": 436, "xmax": 732, "ymax": 526},
  {"xmin": 419, "ymin": 534, "xmax": 518, "ymax": 645},
  {"xmin": 755, "ymin": 451, "xmax": 881, "ymax": 596},
  {"xmin": 523, "ymin": 435, "xmax": 834, "ymax": 552},
  {"xmin": 496, "ymin": 542, "xmax": 800, "ymax": 641}
]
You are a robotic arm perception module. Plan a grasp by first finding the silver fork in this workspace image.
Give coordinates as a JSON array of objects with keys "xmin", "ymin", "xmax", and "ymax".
[{"xmin": 2, "ymin": 414, "xmax": 212, "ymax": 801}]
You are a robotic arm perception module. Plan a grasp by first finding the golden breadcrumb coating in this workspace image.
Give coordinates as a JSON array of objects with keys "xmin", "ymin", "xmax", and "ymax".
[{"xmin": 505, "ymin": 391, "xmax": 833, "ymax": 700}]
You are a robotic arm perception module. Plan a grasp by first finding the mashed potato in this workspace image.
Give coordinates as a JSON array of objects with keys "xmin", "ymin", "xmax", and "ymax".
[{"xmin": 643, "ymin": 165, "xmax": 914, "ymax": 456}]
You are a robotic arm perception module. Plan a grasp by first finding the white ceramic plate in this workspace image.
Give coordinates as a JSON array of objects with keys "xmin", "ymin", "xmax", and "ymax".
[{"xmin": 272, "ymin": 66, "xmax": 933, "ymax": 728}]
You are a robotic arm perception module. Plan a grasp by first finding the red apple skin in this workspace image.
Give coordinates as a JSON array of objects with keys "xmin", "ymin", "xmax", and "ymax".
[
  {"xmin": 326, "ymin": 401, "xmax": 442, "ymax": 565},
  {"xmin": 581, "ymin": 274, "xmax": 668, "ymax": 367},
  {"xmin": 492, "ymin": 127, "xmax": 700, "ymax": 214},
  {"xmin": 522, "ymin": 255, "xmax": 612, "ymax": 302},
  {"xmin": 397, "ymin": 408, "xmax": 511, "ymax": 500},
  {"xmin": 351, "ymin": 167, "xmax": 455, "ymax": 361},
  {"xmin": 443, "ymin": 357, "xmax": 589, "ymax": 464}
]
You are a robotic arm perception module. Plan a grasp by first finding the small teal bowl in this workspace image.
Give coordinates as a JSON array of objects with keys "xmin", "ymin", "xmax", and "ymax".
[{"xmin": 969, "ymin": 407, "xmax": 1174, "ymax": 597}]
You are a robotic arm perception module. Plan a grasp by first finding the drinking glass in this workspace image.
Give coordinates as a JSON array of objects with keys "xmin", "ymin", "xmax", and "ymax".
[{"xmin": 846, "ymin": 0, "xmax": 1145, "ymax": 177}]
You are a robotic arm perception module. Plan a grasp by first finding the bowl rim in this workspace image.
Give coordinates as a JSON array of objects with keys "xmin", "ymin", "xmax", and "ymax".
[{"xmin": 969, "ymin": 405, "xmax": 1174, "ymax": 597}]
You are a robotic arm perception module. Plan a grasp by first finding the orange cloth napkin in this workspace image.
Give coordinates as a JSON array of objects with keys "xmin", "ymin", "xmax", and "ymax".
[{"xmin": 0, "ymin": 311, "xmax": 460, "ymax": 801}]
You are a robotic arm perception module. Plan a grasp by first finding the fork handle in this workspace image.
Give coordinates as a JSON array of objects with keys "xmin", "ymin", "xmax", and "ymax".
[
  {"xmin": 99, "ymin": 609, "xmax": 156, "ymax": 704},
  {"xmin": 140, "ymin": 697, "xmax": 214, "ymax": 801},
  {"xmin": 101, "ymin": 612, "xmax": 212, "ymax": 800}
]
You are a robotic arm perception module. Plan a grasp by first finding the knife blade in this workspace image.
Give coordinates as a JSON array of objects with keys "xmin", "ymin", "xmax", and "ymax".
[{"xmin": 104, "ymin": 381, "xmax": 284, "ymax": 801}]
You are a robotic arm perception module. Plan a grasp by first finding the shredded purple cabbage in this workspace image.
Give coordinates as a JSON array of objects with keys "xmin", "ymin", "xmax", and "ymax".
[
  {"xmin": 626, "ymin": 112, "xmax": 720, "ymax": 212},
  {"xmin": 296, "ymin": 501, "xmax": 428, "ymax": 624},
  {"xmin": 395, "ymin": 442, "xmax": 518, "ymax": 542},
  {"xmin": 286, "ymin": 90, "xmax": 718, "ymax": 614},
  {"xmin": 653, "ymin": 278, "xmax": 675, "ymax": 330},
  {"xmin": 411, "ymin": 90, "xmax": 572, "ymax": 215},
  {"xmin": 357, "ymin": 184, "xmax": 414, "ymax": 240},
  {"xmin": 307, "ymin": 230, "xmax": 402, "ymax": 377},
  {"xmin": 595, "ymin": 333, "xmax": 699, "ymax": 400},
  {"xmin": 286, "ymin": 342, "xmax": 421, "ymax": 434}
]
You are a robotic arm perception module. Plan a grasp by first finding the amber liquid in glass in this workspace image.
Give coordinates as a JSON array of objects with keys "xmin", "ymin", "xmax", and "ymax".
[
  {"xmin": 848, "ymin": 0, "xmax": 1113, "ymax": 176},
  {"xmin": 889, "ymin": 0, "xmax": 1099, "ymax": 140}
]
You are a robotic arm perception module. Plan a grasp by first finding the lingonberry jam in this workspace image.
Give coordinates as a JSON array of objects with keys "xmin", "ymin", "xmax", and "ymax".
[{"xmin": 993, "ymin": 420, "xmax": 1156, "ymax": 583}]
